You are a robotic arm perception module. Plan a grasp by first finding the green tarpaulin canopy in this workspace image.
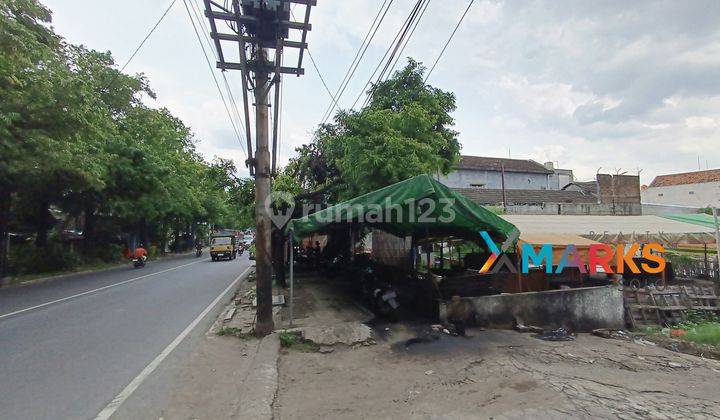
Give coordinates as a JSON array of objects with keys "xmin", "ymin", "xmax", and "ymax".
[
  {"xmin": 286, "ymin": 174, "xmax": 519, "ymax": 244},
  {"xmin": 661, "ymin": 213, "xmax": 719, "ymax": 230}
]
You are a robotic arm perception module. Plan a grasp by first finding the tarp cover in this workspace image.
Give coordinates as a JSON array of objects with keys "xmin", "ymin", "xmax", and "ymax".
[
  {"xmin": 661, "ymin": 213, "xmax": 719, "ymax": 230},
  {"xmin": 286, "ymin": 174, "xmax": 519, "ymax": 244}
]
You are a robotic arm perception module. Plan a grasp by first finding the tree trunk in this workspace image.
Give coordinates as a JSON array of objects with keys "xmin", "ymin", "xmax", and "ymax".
[
  {"xmin": 159, "ymin": 218, "xmax": 168, "ymax": 255},
  {"xmin": 0, "ymin": 186, "xmax": 11, "ymax": 282},
  {"xmin": 173, "ymin": 219, "xmax": 180, "ymax": 253},
  {"xmin": 140, "ymin": 218, "xmax": 149, "ymax": 249},
  {"xmin": 83, "ymin": 201, "xmax": 96, "ymax": 256}
]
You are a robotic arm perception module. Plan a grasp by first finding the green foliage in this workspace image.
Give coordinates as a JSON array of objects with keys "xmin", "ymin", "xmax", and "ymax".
[
  {"xmin": 10, "ymin": 242, "xmax": 81, "ymax": 274},
  {"xmin": 0, "ymin": 0, "xmax": 250, "ymax": 276},
  {"xmin": 217, "ymin": 326, "xmax": 253, "ymax": 339},
  {"xmin": 678, "ymin": 309, "xmax": 720, "ymax": 326},
  {"xmin": 279, "ymin": 330, "xmax": 319, "ymax": 352},
  {"xmin": 681, "ymin": 323, "xmax": 720, "ymax": 345},
  {"xmin": 287, "ymin": 59, "xmax": 460, "ymax": 201},
  {"xmin": 658, "ymin": 311, "xmax": 720, "ymax": 346}
]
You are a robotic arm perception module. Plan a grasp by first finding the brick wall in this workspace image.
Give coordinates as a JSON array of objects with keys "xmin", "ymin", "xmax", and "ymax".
[{"xmin": 597, "ymin": 174, "xmax": 640, "ymax": 204}]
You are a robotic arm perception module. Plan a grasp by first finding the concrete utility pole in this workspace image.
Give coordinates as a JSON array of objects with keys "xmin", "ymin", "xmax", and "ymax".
[
  {"xmin": 253, "ymin": 47, "xmax": 273, "ymax": 335},
  {"xmin": 204, "ymin": 0, "xmax": 314, "ymax": 336}
]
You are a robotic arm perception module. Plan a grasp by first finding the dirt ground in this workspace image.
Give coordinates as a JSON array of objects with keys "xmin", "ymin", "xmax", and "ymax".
[{"xmin": 274, "ymin": 279, "xmax": 720, "ymax": 420}]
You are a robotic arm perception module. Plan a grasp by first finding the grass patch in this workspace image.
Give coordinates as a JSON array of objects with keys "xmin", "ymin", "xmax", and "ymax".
[
  {"xmin": 643, "ymin": 311, "xmax": 720, "ymax": 347},
  {"xmin": 217, "ymin": 327, "xmax": 253, "ymax": 339},
  {"xmin": 680, "ymin": 323, "xmax": 720, "ymax": 346},
  {"xmin": 279, "ymin": 330, "xmax": 319, "ymax": 352},
  {"xmin": 641, "ymin": 326, "xmax": 663, "ymax": 335},
  {"xmin": 4, "ymin": 261, "xmax": 124, "ymax": 286}
]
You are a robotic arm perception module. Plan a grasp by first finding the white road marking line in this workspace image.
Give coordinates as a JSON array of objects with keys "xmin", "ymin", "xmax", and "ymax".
[
  {"xmin": 0, "ymin": 259, "xmax": 207, "ymax": 320},
  {"xmin": 95, "ymin": 266, "xmax": 251, "ymax": 420}
]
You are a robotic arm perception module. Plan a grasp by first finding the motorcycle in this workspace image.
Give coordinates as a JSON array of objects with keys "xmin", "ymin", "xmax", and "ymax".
[
  {"xmin": 372, "ymin": 285, "xmax": 400, "ymax": 320},
  {"xmin": 358, "ymin": 265, "xmax": 400, "ymax": 320},
  {"xmin": 132, "ymin": 256, "xmax": 146, "ymax": 268},
  {"xmin": 195, "ymin": 247, "xmax": 203, "ymax": 257}
]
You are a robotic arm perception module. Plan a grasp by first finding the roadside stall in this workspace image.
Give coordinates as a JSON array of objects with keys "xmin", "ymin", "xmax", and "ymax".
[{"xmin": 284, "ymin": 174, "xmax": 520, "ymax": 321}]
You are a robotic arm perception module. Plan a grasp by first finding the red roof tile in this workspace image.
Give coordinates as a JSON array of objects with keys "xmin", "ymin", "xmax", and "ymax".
[{"xmin": 649, "ymin": 169, "xmax": 720, "ymax": 187}]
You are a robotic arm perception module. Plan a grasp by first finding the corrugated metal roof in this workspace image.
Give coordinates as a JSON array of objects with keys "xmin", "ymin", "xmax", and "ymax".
[{"xmin": 456, "ymin": 155, "xmax": 552, "ymax": 174}]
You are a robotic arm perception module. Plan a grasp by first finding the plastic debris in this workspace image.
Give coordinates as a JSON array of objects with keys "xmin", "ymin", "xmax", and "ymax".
[
  {"xmin": 533, "ymin": 328, "xmax": 575, "ymax": 341},
  {"xmin": 514, "ymin": 323, "xmax": 543, "ymax": 333},
  {"xmin": 633, "ymin": 338, "xmax": 657, "ymax": 347},
  {"xmin": 592, "ymin": 329, "xmax": 631, "ymax": 341}
]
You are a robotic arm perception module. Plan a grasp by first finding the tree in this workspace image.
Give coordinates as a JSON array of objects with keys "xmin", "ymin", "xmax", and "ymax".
[
  {"xmin": 288, "ymin": 59, "xmax": 460, "ymax": 201},
  {"xmin": 0, "ymin": 0, "xmax": 102, "ymax": 275},
  {"xmin": 0, "ymin": 0, "xmax": 255, "ymax": 276}
]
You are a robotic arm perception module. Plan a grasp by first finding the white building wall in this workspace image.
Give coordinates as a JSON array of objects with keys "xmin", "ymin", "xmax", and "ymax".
[
  {"xmin": 641, "ymin": 182, "xmax": 720, "ymax": 207},
  {"xmin": 437, "ymin": 169, "xmax": 550, "ymax": 190}
]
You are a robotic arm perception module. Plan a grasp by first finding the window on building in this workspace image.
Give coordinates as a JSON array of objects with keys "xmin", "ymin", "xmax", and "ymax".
[
  {"xmin": 689, "ymin": 191, "xmax": 695, "ymax": 195},
  {"xmin": 469, "ymin": 183, "xmax": 485, "ymax": 188},
  {"xmin": 658, "ymin": 193, "xmax": 663, "ymax": 197}
]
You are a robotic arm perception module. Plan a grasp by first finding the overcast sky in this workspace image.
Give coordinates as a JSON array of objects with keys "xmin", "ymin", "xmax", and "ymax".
[{"xmin": 42, "ymin": 0, "xmax": 720, "ymax": 184}]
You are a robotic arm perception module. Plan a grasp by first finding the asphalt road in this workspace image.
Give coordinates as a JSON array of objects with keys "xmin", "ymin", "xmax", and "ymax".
[{"xmin": 0, "ymin": 252, "xmax": 250, "ymax": 420}]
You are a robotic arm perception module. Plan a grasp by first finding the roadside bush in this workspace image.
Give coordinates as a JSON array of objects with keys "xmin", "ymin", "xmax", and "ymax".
[
  {"xmin": 83, "ymin": 243, "xmax": 124, "ymax": 263},
  {"xmin": 148, "ymin": 245, "xmax": 159, "ymax": 259},
  {"xmin": 10, "ymin": 242, "xmax": 81, "ymax": 275}
]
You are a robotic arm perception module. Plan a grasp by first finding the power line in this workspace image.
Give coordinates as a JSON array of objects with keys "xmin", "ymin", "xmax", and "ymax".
[
  {"xmin": 387, "ymin": 0, "xmax": 431, "ymax": 77},
  {"xmin": 288, "ymin": 10, "xmax": 337, "ymax": 120},
  {"xmin": 424, "ymin": 0, "xmax": 474, "ymax": 83},
  {"xmin": 351, "ymin": 0, "xmax": 424, "ymax": 110},
  {"xmin": 306, "ymin": 48, "xmax": 336, "ymax": 111},
  {"xmin": 188, "ymin": 0, "xmax": 247, "ymax": 141},
  {"xmin": 319, "ymin": 0, "xmax": 394, "ymax": 124},
  {"xmin": 181, "ymin": 0, "xmax": 247, "ymax": 159},
  {"xmin": 106, "ymin": 0, "xmax": 177, "ymax": 89},
  {"xmin": 374, "ymin": 0, "xmax": 423, "ymax": 85}
]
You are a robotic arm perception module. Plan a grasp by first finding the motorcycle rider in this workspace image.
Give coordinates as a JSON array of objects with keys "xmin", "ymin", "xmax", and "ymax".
[
  {"xmin": 133, "ymin": 244, "xmax": 148, "ymax": 263},
  {"xmin": 194, "ymin": 238, "xmax": 203, "ymax": 256}
]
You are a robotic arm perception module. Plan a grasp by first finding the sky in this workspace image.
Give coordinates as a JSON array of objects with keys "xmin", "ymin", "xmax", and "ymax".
[{"xmin": 42, "ymin": 0, "xmax": 720, "ymax": 185}]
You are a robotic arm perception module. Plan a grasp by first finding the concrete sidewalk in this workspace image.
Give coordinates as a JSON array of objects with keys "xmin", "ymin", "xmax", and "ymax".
[
  {"xmin": 114, "ymin": 333, "xmax": 280, "ymax": 420},
  {"xmin": 113, "ymin": 266, "xmax": 282, "ymax": 420}
]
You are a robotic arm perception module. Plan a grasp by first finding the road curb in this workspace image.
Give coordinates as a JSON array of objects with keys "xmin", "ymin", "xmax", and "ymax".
[
  {"xmin": 236, "ymin": 333, "xmax": 280, "ymax": 420},
  {"xmin": 0, "ymin": 251, "xmax": 196, "ymax": 289}
]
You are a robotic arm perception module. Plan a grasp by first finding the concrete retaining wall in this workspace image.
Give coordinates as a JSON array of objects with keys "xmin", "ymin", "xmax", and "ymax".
[{"xmin": 440, "ymin": 285, "xmax": 624, "ymax": 332}]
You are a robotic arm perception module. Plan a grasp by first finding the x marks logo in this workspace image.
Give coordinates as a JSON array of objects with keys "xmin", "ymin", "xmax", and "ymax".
[{"xmin": 479, "ymin": 229, "xmax": 520, "ymax": 273}]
